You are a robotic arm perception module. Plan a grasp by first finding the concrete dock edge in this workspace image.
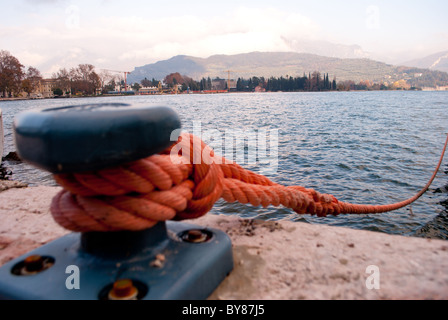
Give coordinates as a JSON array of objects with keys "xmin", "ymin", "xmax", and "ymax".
[{"xmin": 1, "ymin": 185, "xmax": 447, "ymax": 300}]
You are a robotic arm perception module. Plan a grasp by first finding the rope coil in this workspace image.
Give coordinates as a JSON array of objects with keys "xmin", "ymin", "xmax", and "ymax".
[{"xmin": 51, "ymin": 133, "xmax": 448, "ymax": 232}]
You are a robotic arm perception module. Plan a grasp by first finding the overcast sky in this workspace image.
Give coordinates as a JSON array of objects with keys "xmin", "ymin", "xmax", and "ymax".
[{"xmin": 1, "ymin": 0, "xmax": 447, "ymax": 76}]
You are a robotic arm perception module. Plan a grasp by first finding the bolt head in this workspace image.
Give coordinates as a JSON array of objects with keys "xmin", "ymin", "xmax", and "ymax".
[
  {"xmin": 24, "ymin": 255, "xmax": 45, "ymax": 272},
  {"xmin": 182, "ymin": 229, "xmax": 211, "ymax": 243},
  {"xmin": 108, "ymin": 279, "xmax": 138, "ymax": 300}
]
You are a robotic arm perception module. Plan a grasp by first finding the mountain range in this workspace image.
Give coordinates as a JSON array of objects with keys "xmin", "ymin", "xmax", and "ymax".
[
  {"xmin": 127, "ymin": 51, "xmax": 448, "ymax": 88},
  {"xmin": 402, "ymin": 51, "xmax": 448, "ymax": 73},
  {"xmin": 278, "ymin": 39, "xmax": 370, "ymax": 60}
]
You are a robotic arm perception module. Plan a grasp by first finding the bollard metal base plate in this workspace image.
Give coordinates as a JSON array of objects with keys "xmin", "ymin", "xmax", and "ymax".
[{"xmin": 0, "ymin": 221, "xmax": 233, "ymax": 300}]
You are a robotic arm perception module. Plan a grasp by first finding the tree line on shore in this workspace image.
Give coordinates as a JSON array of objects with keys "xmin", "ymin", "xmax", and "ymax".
[
  {"xmin": 237, "ymin": 73, "xmax": 336, "ymax": 92},
  {"xmin": 156, "ymin": 72, "xmax": 337, "ymax": 92},
  {"xmin": 1, "ymin": 49, "xmax": 425, "ymax": 99},
  {"xmin": 153, "ymin": 71, "xmax": 419, "ymax": 92},
  {"xmin": 0, "ymin": 50, "xmax": 103, "ymax": 98},
  {"xmin": 0, "ymin": 50, "xmax": 43, "ymax": 98}
]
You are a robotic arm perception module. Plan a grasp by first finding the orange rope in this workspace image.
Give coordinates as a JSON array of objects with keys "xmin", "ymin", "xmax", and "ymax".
[{"xmin": 50, "ymin": 133, "xmax": 448, "ymax": 232}]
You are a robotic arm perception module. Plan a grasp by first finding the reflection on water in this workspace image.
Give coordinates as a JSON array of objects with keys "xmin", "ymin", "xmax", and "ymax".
[{"xmin": 1, "ymin": 92, "xmax": 447, "ymax": 239}]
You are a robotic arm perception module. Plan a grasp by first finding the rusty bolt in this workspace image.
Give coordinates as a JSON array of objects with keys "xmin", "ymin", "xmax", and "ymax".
[
  {"xmin": 183, "ymin": 230, "xmax": 209, "ymax": 243},
  {"xmin": 108, "ymin": 279, "xmax": 138, "ymax": 300},
  {"xmin": 12, "ymin": 255, "xmax": 54, "ymax": 276},
  {"xmin": 24, "ymin": 255, "xmax": 45, "ymax": 273}
]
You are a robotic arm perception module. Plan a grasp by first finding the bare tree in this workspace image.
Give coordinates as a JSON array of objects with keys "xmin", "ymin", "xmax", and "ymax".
[
  {"xmin": 52, "ymin": 68, "xmax": 71, "ymax": 95},
  {"xmin": 98, "ymin": 70, "xmax": 115, "ymax": 93},
  {"xmin": 70, "ymin": 64, "xmax": 101, "ymax": 95},
  {"xmin": 0, "ymin": 50, "xmax": 24, "ymax": 97},
  {"xmin": 22, "ymin": 66, "xmax": 42, "ymax": 97},
  {"xmin": 141, "ymin": 78, "xmax": 152, "ymax": 87}
]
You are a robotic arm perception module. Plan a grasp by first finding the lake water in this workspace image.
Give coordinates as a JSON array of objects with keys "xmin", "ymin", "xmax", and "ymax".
[{"xmin": 1, "ymin": 91, "xmax": 447, "ymax": 239}]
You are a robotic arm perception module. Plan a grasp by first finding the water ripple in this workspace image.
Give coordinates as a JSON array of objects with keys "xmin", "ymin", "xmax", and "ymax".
[{"xmin": 1, "ymin": 91, "xmax": 447, "ymax": 239}]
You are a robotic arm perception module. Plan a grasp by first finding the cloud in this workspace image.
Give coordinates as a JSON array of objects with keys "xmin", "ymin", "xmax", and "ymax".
[
  {"xmin": 23, "ymin": 0, "xmax": 61, "ymax": 3},
  {"xmin": 4, "ymin": 4, "xmax": 322, "ymax": 74},
  {"xmin": 4, "ymin": 0, "xmax": 446, "ymax": 74},
  {"xmin": 232, "ymin": 7, "xmax": 320, "ymax": 40},
  {"xmin": 15, "ymin": 51, "xmax": 46, "ymax": 67},
  {"xmin": 112, "ymin": 6, "xmax": 321, "ymax": 68}
]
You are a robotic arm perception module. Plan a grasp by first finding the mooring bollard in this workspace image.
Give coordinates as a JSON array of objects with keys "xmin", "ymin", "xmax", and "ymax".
[{"xmin": 0, "ymin": 103, "xmax": 233, "ymax": 300}]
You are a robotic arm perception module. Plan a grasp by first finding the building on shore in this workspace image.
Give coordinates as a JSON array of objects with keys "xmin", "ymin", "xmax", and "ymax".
[
  {"xmin": 211, "ymin": 78, "xmax": 237, "ymax": 91},
  {"xmin": 422, "ymin": 85, "xmax": 448, "ymax": 91},
  {"xmin": 37, "ymin": 79, "xmax": 58, "ymax": 98},
  {"xmin": 138, "ymin": 86, "xmax": 160, "ymax": 95},
  {"xmin": 254, "ymin": 85, "xmax": 266, "ymax": 93},
  {"xmin": 17, "ymin": 78, "xmax": 59, "ymax": 99}
]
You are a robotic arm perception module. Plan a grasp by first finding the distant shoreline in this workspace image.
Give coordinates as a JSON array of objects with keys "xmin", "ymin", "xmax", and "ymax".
[{"xmin": 1, "ymin": 89, "xmax": 447, "ymax": 103}]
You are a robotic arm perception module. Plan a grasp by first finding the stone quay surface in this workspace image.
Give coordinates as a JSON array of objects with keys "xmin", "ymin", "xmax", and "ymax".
[{"xmin": 1, "ymin": 183, "xmax": 447, "ymax": 300}]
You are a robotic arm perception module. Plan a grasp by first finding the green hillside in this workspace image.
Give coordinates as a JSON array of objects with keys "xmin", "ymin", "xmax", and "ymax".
[{"xmin": 128, "ymin": 51, "xmax": 448, "ymax": 88}]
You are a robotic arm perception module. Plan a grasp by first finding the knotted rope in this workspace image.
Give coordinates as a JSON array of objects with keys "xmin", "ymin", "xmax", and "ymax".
[{"xmin": 51, "ymin": 133, "xmax": 448, "ymax": 232}]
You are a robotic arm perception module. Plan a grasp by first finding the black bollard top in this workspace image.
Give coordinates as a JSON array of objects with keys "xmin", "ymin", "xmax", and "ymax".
[{"xmin": 14, "ymin": 103, "xmax": 181, "ymax": 174}]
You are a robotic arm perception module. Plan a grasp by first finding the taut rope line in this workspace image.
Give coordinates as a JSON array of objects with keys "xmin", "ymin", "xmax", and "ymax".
[{"xmin": 51, "ymin": 133, "xmax": 448, "ymax": 232}]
